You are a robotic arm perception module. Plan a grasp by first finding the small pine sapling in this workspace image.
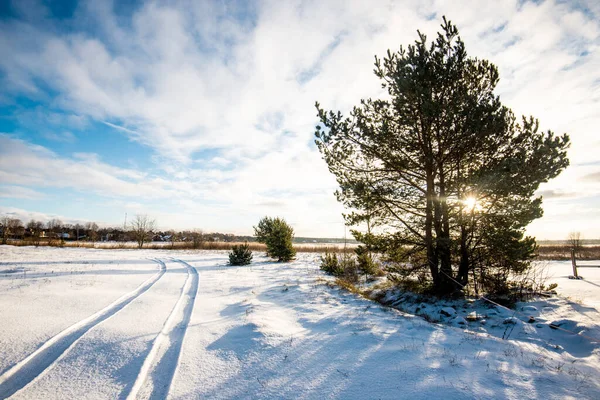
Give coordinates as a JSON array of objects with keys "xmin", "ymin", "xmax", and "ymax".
[
  {"xmin": 229, "ymin": 243, "xmax": 253, "ymax": 266},
  {"xmin": 320, "ymin": 252, "xmax": 342, "ymax": 276},
  {"xmin": 320, "ymin": 251, "xmax": 359, "ymax": 283},
  {"xmin": 355, "ymin": 245, "xmax": 378, "ymax": 280}
]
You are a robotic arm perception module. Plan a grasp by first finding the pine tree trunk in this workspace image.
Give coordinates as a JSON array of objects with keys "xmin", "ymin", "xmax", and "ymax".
[
  {"xmin": 437, "ymin": 173, "xmax": 453, "ymax": 294},
  {"xmin": 457, "ymin": 225, "xmax": 469, "ymax": 286},
  {"xmin": 425, "ymin": 172, "xmax": 439, "ymax": 289}
]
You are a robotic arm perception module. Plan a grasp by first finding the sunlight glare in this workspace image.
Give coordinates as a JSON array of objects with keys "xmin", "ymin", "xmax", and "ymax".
[{"xmin": 464, "ymin": 196, "xmax": 477, "ymax": 211}]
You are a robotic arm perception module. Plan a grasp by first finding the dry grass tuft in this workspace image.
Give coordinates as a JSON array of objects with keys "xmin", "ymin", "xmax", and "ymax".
[
  {"xmin": 334, "ymin": 278, "xmax": 364, "ymax": 295},
  {"xmin": 537, "ymin": 245, "xmax": 600, "ymax": 260}
]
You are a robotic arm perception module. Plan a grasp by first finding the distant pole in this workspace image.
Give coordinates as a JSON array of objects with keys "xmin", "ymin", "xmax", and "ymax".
[
  {"xmin": 123, "ymin": 212, "xmax": 128, "ymax": 242},
  {"xmin": 571, "ymin": 249, "xmax": 579, "ymax": 278}
]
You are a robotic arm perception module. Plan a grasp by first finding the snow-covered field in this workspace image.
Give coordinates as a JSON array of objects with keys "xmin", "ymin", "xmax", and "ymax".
[{"xmin": 0, "ymin": 246, "xmax": 598, "ymax": 399}]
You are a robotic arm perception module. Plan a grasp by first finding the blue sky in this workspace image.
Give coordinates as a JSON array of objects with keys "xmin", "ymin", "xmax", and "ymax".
[{"xmin": 1, "ymin": 0, "xmax": 600, "ymax": 239}]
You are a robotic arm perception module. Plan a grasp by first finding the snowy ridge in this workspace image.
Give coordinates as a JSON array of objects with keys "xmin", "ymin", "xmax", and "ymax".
[
  {"xmin": 126, "ymin": 259, "xmax": 198, "ymax": 400},
  {"xmin": 0, "ymin": 259, "xmax": 166, "ymax": 399}
]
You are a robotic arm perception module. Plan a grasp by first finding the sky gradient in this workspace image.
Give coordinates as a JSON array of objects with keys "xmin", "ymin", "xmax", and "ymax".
[{"xmin": 1, "ymin": 0, "xmax": 599, "ymax": 239}]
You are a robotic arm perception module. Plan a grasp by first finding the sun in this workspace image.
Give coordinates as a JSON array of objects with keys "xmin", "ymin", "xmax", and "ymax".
[{"xmin": 464, "ymin": 196, "xmax": 477, "ymax": 211}]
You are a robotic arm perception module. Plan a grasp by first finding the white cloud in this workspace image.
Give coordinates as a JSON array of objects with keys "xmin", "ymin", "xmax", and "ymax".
[
  {"xmin": 0, "ymin": 185, "xmax": 45, "ymax": 200},
  {"xmin": 0, "ymin": 0, "xmax": 599, "ymax": 238},
  {"xmin": 0, "ymin": 135, "xmax": 172, "ymax": 199},
  {"xmin": 40, "ymin": 131, "xmax": 76, "ymax": 143},
  {"xmin": 0, "ymin": 205, "xmax": 81, "ymax": 226}
]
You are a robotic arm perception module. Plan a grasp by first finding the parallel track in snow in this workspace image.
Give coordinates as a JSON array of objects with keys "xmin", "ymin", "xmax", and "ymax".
[
  {"xmin": 126, "ymin": 259, "xmax": 199, "ymax": 400},
  {"xmin": 0, "ymin": 259, "xmax": 167, "ymax": 399}
]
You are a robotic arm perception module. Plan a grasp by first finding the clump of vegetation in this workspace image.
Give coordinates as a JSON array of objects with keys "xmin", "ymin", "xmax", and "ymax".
[
  {"xmin": 320, "ymin": 252, "xmax": 343, "ymax": 276},
  {"xmin": 254, "ymin": 216, "xmax": 296, "ymax": 262},
  {"xmin": 355, "ymin": 245, "xmax": 379, "ymax": 281},
  {"xmin": 315, "ymin": 17, "xmax": 570, "ymax": 296},
  {"xmin": 1, "ymin": 217, "xmax": 23, "ymax": 244},
  {"xmin": 386, "ymin": 263, "xmax": 435, "ymax": 295},
  {"xmin": 567, "ymin": 231, "xmax": 583, "ymax": 259},
  {"xmin": 129, "ymin": 214, "xmax": 156, "ymax": 249},
  {"xmin": 335, "ymin": 277, "xmax": 362, "ymax": 294},
  {"xmin": 320, "ymin": 251, "xmax": 359, "ymax": 283},
  {"xmin": 228, "ymin": 243, "xmax": 253, "ymax": 266}
]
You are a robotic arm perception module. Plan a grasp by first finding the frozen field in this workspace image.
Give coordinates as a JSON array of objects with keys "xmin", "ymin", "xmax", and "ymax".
[{"xmin": 0, "ymin": 246, "xmax": 599, "ymax": 399}]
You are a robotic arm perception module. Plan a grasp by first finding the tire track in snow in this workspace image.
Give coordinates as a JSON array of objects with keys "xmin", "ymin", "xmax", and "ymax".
[
  {"xmin": 0, "ymin": 259, "xmax": 167, "ymax": 399},
  {"xmin": 126, "ymin": 259, "xmax": 198, "ymax": 400}
]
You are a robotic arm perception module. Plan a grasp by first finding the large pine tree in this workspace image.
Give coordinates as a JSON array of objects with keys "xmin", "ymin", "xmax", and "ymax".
[{"xmin": 315, "ymin": 18, "xmax": 570, "ymax": 295}]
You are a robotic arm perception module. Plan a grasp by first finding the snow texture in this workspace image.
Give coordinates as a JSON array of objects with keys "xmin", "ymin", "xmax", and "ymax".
[{"xmin": 0, "ymin": 246, "xmax": 599, "ymax": 399}]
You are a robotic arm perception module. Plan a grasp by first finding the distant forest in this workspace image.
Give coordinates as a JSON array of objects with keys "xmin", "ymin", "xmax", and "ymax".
[{"xmin": 0, "ymin": 217, "xmax": 356, "ymax": 245}]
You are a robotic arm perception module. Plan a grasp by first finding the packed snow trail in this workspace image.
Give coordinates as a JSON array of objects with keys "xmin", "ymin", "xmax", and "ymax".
[
  {"xmin": 10, "ymin": 259, "xmax": 189, "ymax": 400},
  {"xmin": 0, "ymin": 259, "xmax": 166, "ymax": 399},
  {"xmin": 126, "ymin": 259, "xmax": 199, "ymax": 400}
]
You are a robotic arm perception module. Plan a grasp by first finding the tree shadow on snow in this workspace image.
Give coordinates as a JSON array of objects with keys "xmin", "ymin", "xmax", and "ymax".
[{"xmin": 184, "ymin": 284, "xmax": 600, "ymax": 399}]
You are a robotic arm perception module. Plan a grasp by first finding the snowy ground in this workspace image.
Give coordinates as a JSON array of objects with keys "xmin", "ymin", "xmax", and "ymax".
[{"xmin": 0, "ymin": 246, "xmax": 598, "ymax": 399}]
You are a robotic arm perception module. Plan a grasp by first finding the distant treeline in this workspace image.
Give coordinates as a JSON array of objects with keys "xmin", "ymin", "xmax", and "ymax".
[{"xmin": 0, "ymin": 217, "xmax": 352, "ymax": 246}]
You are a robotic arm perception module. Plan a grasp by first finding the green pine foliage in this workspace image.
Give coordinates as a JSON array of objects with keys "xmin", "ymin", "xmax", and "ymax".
[
  {"xmin": 314, "ymin": 17, "xmax": 570, "ymax": 295},
  {"xmin": 254, "ymin": 216, "xmax": 296, "ymax": 262},
  {"xmin": 319, "ymin": 251, "xmax": 359, "ymax": 283},
  {"xmin": 228, "ymin": 242, "xmax": 253, "ymax": 266},
  {"xmin": 355, "ymin": 245, "xmax": 378, "ymax": 279},
  {"xmin": 320, "ymin": 252, "xmax": 343, "ymax": 276}
]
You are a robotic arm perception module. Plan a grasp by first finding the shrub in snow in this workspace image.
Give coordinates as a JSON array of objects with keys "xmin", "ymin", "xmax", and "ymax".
[
  {"xmin": 254, "ymin": 216, "xmax": 296, "ymax": 262},
  {"xmin": 355, "ymin": 245, "xmax": 379, "ymax": 279},
  {"xmin": 320, "ymin": 252, "xmax": 359, "ymax": 283},
  {"xmin": 320, "ymin": 252, "xmax": 342, "ymax": 276},
  {"xmin": 229, "ymin": 243, "xmax": 253, "ymax": 266}
]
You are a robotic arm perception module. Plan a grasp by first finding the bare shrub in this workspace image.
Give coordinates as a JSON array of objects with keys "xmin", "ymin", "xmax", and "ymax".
[
  {"xmin": 567, "ymin": 231, "xmax": 583, "ymax": 258},
  {"xmin": 85, "ymin": 222, "xmax": 99, "ymax": 242},
  {"xmin": 129, "ymin": 215, "xmax": 156, "ymax": 249},
  {"xmin": 509, "ymin": 262, "xmax": 553, "ymax": 300},
  {"xmin": 1, "ymin": 217, "xmax": 23, "ymax": 244}
]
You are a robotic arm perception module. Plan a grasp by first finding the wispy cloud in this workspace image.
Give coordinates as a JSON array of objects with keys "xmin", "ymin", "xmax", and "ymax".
[
  {"xmin": 40, "ymin": 131, "xmax": 76, "ymax": 143},
  {"xmin": 536, "ymin": 189, "xmax": 579, "ymax": 200},
  {"xmin": 583, "ymin": 171, "xmax": 600, "ymax": 182},
  {"xmin": 102, "ymin": 121, "xmax": 140, "ymax": 136},
  {"xmin": 0, "ymin": 185, "xmax": 45, "ymax": 200},
  {"xmin": 0, "ymin": 135, "xmax": 169, "ymax": 199}
]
